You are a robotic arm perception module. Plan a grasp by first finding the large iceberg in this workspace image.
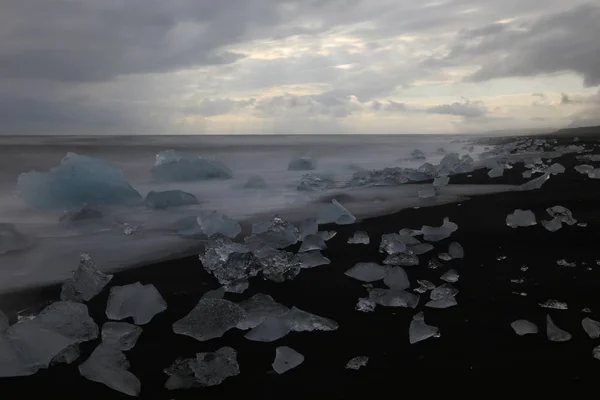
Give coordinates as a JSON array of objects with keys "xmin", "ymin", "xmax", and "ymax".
[
  {"xmin": 151, "ymin": 150, "xmax": 233, "ymax": 182},
  {"xmin": 144, "ymin": 190, "xmax": 198, "ymax": 209},
  {"xmin": 17, "ymin": 153, "xmax": 142, "ymax": 209}
]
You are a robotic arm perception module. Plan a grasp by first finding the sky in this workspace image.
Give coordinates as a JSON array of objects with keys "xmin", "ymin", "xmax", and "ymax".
[{"xmin": 1, "ymin": 0, "xmax": 599, "ymax": 135}]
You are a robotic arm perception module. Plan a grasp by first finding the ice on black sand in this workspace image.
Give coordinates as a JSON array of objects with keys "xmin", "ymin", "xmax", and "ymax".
[
  {"xmin": 61, "ymin": 253, "xmax": 113, "ymax": 302},
  {"xmin": 106, "ymin": 283, "xmax": 167, "ymax": 325},
  {"xmin": 384, "ymin": 267, "xmax": 410, "ymax": 290},
  {"xmin": 409, "ymin": 312, "xmax": 440, "ymax": 344},
  {"xmin": 247, "ymin": 216, "xmax": 300, "ymax": 249},
  {"xmin": 317, "ymin": 199, "xmax": 356, "ymax": 225},
  {"xmin": 101, "ymin": 322, "xmax": 143, "ymax": 351},
  {"xmin": 448, "ymin": 242, "xmax": 464, "ymax": 259},
  {"xmin": 379, "ymin": 233, "xmax": 408, "ymax": 255},
  {"xmin": 440, "ymin": 269, "xmax": 459, "ymax": 283},
  {"xmin": 425, "ymin": 296, "xmax": 457, "ymax": 309},
  {"xmin": 356, "ymin": 298, "xmax": 376, "ymax": 312},
  {"xmin": 582, "ymin": 317, "xmax": 600, "ymax": 339},
  {"xmin": 546, "ymin": 314, "xmax": 572, "ymax": 342},
  {"xmin": 348, "ymin": 231, "xmax": 370, "ymax": 244},
  {"xmin": 511, "ymin": 320, "xmax": 538, "ymax": 336},
  {"xmin": 197, "ymin": 211, "xmax": 241, "ymax": 238},
  {"xmin": 369, "ymin": 288, "xmax": 420, "ymax": 309},
  {"xmin": 319, "ymin": 230, "xmax": 337, "ymax": 241},
  {"xmin": 299, "ymin": 234, "xmax": 327, "ymax": 253},
  {"xmin": 420, "ymin": 218, "xmax": 458, "ymax": 242},
  {"xmin": 415, "ymin": 280, "xmax": 435, "ymax": 294},
  {"xmin": 237, "ymin": 293, "xmax": 289, "ymax": 330},
  {"xmin": 383, "ymin": 252, "xmax": 419, "ymax": 267},
  {"xmin": 345, "ymin": 262, "xmax": 387, "ymax": 282},
  {"xmin": 430, "ymin": 283, "xmax": 459, "ymax": 301},
  {"xmin": 272, "ymin": 346, "xmax": 304, "ymax": 374},
  {"xmin": 151, "ymin": 150, "xmax": 233, "ymax": 182},
  {"xmin": 173, "ymin": 297, "xmax": 246, "ymax": 342},
  {"xmin": 506, "ymin": 209, "xmax": 537, "ymax": 228},
  {"xmin": 164, "ymin": 347, "xmax": 240, "ymax": 390},
  {"xmin": 297, "ymin": 251, "xmax": 330, "ymax": 269},
  {"xmin": 519, "ymin": 173, "xmax": 550, "ymax": 191},
  {"xmin": 279, "ymin": 307, "xmax": 338, "ymax": 332},
  {"xmin": 79, "ymin": 343, "xmax": 141, "ymax": 396},
  {"xmin": 539, "ymin": 299, "xmax": 568, "ymax": 310},
  {"xmin": 346, "ymin": 356, "xmax": 369, "ymax": 370}
]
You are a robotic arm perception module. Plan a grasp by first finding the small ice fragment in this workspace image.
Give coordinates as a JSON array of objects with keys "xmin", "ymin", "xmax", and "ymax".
[
  {"xmin": 345, "ymin": 356, "xmax": 368, "ymax": 370},
  {"xmin": 317, "ymin": 199, "xmax": 356, "ymax": 225},
  {"xmin": 399, "ymin": 228, "xmax": 421, "ymax": 237},
  {"xmin": 522, "ymin": 170, "xmax": 533, "ymax": 178},
  {"xmin": 272, "ymin": 346, "xmax": 304, "ymax": 374},
  {"xmin": 383, "ymin": 267, "xmax": 410, "ymax": 290},
  {"xmin": 542, "ymin": 218, "xmax": 563, "ymax": 232},
  {"xmin": 106, "ymin": 283, "xmax": 167, "ymax": 325},
  {"xmin": 546, "ymin": 206, "xmax": 577, "ymax": 225},
  {"xmin": 556, "ymin": 259, "xmax": 576, "ymax": 267},
  {"xmin": 420, "ymin": 217, "xmax": 458, "ymax": 242},
  {"xmin": 409, "ymin": 313, "xmax": 440, "ymax": 344},
  {"xmin": 356, "ymin": 298, "xmax": 376, "ymax": 312},
  {"xmin": 433, "ymin": 176, "xmax": 450, "ymax": 187},
  {"xmin": 430, "ymin": 283, "xmax": 459, "ymax": 300},
  {"xmin": 497, "ymin": 255, "xmax": 507, "ymax": 261},
  {"xmin": 101, "ymin": 322, "xmax": 142, "ymax": 351},
  {"xmin": 578, "ymin": 222, "xmax": 587, "ymax": 228},
  {"xmin": 79, "ymin": 343, "xmax": 141, "ymax": 397},
  {"xmin": 438, "ymin": 253, "xmax": 452, "ymax": 261},
  {"xmin": 345, "ymin": 262, "xmax": 387, "ymax": 282},
  {"xmin": 144, "ymin": 190, "xmax": 198, "ymax": 209},
  {"xmin": 0, "ymin": 224, "xmax": 33, "ymax": 255},
  {"xmin": 297, "ymin": 173, "xmax": 335, "ymax": 191},
  {"xmin": 428, "ymin": 258, "xmax": 443, "ymax": 269},
  {"xmin": 61, "ymin": 254, "xmax": 113, "ymax": 303},
  {"xmin": 519, "ymin": 173, "xmax": 550, "ymax": 191},
  {"xmin": 409, "ymin": 243, "xmax": 434, "ymax": 255},
  {"xmin": 280, "ymin": 307, "xmax": 338, "ymax": 332},
  {"xmin": 425, "ymin": 296, "xmax": 457, "ymax": 309},
  {"xmin": 123, "ymin": 223, "xmax": 140, "ymax": 236},
  {"xmin": 194, "ymin": 347, "xmax": 240, "ymax": 386},
  {"xmin": 173, "ymin": 298, "xmax": 246, "ymax": 342},
  {"xmin": 298, "ymin": 234, "xmax": 327, "ymax": 253},
  {"xmin": 418, "ymin": 186, "xmax": 437, "ymax": 198},
  {"xmin": 582, "ymin": 318, "xmax": 600, "ymax": 339},
  {"xmin": 593, "ymin": 346, "xmax": 600, "ymax": 361},
  {"xmin": 415, "ymin": 280, "xmax": 435, "ymax": 294},
  {"xmin": 237, "ymin": 294, "xmax": 289, "ymax": 330},
  {"xmin": 288, "ymin": 155, "xmax": 316, "ymax": 171},
  {"xmin": 383, "ymin": 252, "xmax": 419, "ymax": 266},
  {"xmin": 151, "ymin": 150, "xmax": 233, "ymax": 181},
  {"xmin": 539, "ymin": 299, "xmax": 568, "ymax": 310},
  {"xmin": 506, "ymin": 209, "xmax": 537, "ymax": 228},
  {"xmin": 296, "ymin": 251, "xmax": 330, "ymax": 269},
  {"xmin": 379, "ymin": 233, "xmax": 408, "ymax": 255},
  {"xmin": 521, "ymin": 265, "xmax": 529, "ymax": 272},
  {"xmin": 488, "ymin": 166, "xmax": 504, "ymax": 178},
  {"xmin": 545, "ymin": 163, "xmax": 565, "ymax": 175},
  {"xmin": 511, "ymin": 320, "xmax": 538, "ymax": 336},
  {"xmin": 244, "ymin": 316, "xmax": 291, "ymax": 342},
  {"xmin": 319, "ymin": 231, "xmax": 337, "ymax": 241},
  {"xmin": 348, "ymin": 231, "xmax": 370, "ymax": 244},
  {"xmin": 448, "ymin": 242, "xmax": 464, "ymax": 259},
  {"xmin": 440, "ymin": 269, "xmax": 459, "ymax": 283},
  {"xmin": 546, "ymin": 314, "xmax": 572, "ymax": 342},
  {"xmin": 511, "ymin": 278, "xmax": 525, "ymax": 284},
  {"xmin": 197, "ymin": 211, "xmax": 241, "ymax": 239},
  {"xmin": 243, "ymin": 175, "xmax": 267, "ymax": 189},
  {"xmin": 369, "ymin": 288, "xmax": 420, "ymax": 308},
  {"xmin": 575, "ymin": 164, "xmax": 594, "ymax": 174},
  {"xmin": 298, "ymin": 218, "xmax": 318, "ymax": 240}
]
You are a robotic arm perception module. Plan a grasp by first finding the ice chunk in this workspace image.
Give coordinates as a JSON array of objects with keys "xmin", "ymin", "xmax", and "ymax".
[
  {"xmin": 433, "ymin": 176, "xmax": 450, "ymax": 187},
  {"xmin": 430, "ymin": 283, "xmax": 459, "ymax": 300},
  {"xmin": 506, "ymin": 209, "xmax": 537, "ymax": 228},
  {"xmin": 288, "ymin": 155, "xmax": 316, "ymax": 171},
  {"xmin": 409, "ymin": 243, "xmax": 434, "ymax": 255},
  {"xmin": 356, "ymin": 298, "xmax": 376, "ymax": 312},
  {"xmin": 296, "ymin": 251, "xmax": 330, "ymax": 269},
  {"xmin": 415, "ymin": 280, "xmax": 435, "ymax": 294},
  {"xmin": 418, "ymin": 186, "xmax": 437, "ymax": 198},
  {"xmin": 246, "ymin": 216, "xmax": 300, "ymax": 249},
  {"xmin": 298, "ymin": 218, "xmax": 318, "ymax": 240},
  {"xmin": 272, "ymin": 346, "xmax": 304, "ymax": 374},
  {"xmin": 539, "ymin": 299, "xmax": 568, "ymax": 310},
  {"xmin": 244, "ymin": 316, "xmax": 291, "ymax": 342},
  {"xmin": 53, "ymin": 345, "xmax": 80, "ymax": 365},
  {"xmin": 582, "ymin": 317, "xmax": 600, "ymax": 339},
  {"xmin": 448, "ymin": 242, "xmax": 464, "ymax": 259},
  {"xmin": 164, "ymin": 357, "xmax": 198, "ymax": 390},
  {"xmin": 197, "ymin": 211, "xmax": 241, "ymax": 239},
  {"xmin": 418, "ymin": 162, "xmax": 436, "ymax": 175},
  {"xmin": 348, "ymin": 231, "xmax": 370, "ymax": 244},
  {"xmin": 409, "ymin": 312, "xmax": 440, "ymax": 344},
  {"xmin": 79, "ymin": 343, "xmax": 141, "ymax": 397},
  {"xmin": 297, "ymin": 173, "xmax": 335, "ymax": 191},
  {"xmin": 589, "ymin": 169, "xmax": 600, "ymax": 179},
  {"xmin": 254, "ymin": 246, "xmax": 302, "ymax": 283},
  {"xmin": 436, "ymin": 153, "xmax": 475, "ymax": 175},
  {"xmin": 173, "ymin": 297, "xmax": 246, "ymax": 342},
  {"xmin": 410, "ymin": 149, "xmax": 426, "ymax": 160},
  {"xmin": 438, "ymin": 253, "xmax": 452, "ymax": 261},
  {"xmin": 420, "ymin": 218, "xmax": 458, "ymax": 242},
  {"xmin": 106, "ymin": 283, "xmax": 167, "ymax": 325},
  {"xmin": 440, "ymin": 269, "xmax": 459, "ymax": 283},
  {"xmin": 199, "ymin": 235, "xmax": 250, "ymax": 272},
  {"xmin": 575, "ymin": 164, "xmax": 594, "ymax": 174},
  {"xmin": 280, "ymin": 307, "xmax": 338, "ymax": 332},
  {"xmin": 545, "ymin": 163, "xmax": 565, "ymax": 175},
  {"xmin": 194, "ymin": 347, "xmax": 240, "ymax": 386},
  {"xmin": 123, "ymin": 223, "xmax": 140, "ymax": 236},
  {"xmin": 379, "ymin": 233, "xmax": 408, "ymax": 255},
  {"xmin": 237, "ymin": 294, "xmax": 289, "ymax": 330},
  {"xmin": 319, "ymin": 230, "xmax": 337, "ymax": 241},
  {"xmin": 368, "ymin": 288, "xmax": 420, "ymax": 308},
  {"xmin": 345, "ymin": 263, "xmax": 387, "ymax": 282},
  {"xmin": 17, "ymin": 153, "xmax": 142, "ymax": 209},
  {"xmin": 488, "ymin": 166, "xmax": 504, "ymax": 178},
  {"xmin": 243, "ymin": 175, "xmax": 267, "ymax": 189},
  {"xmin": 546, "ymin": 315, "xmax": 572, "ymax": 342},
  {"xmin": 519, "ymin": 173, "xmax": 550, "ymax": 191},
  {"xmin": 542, "ymin": 218, "xmax": 562, "ymax": 232},
  {"xmin": 151, "ymin": 150, "xmax": 233, "ymax": 182},
  {"xmin": 383, "ymin": 252, "xmax": 419, "ymax": 267},
  {"xmin": 101, "ymin": 322, "xmax": 142, "ymax": 351},
  {"xmin": 399, "ymin": 228, "xmax": 421, "ymax": 237},
  {"xmin": 317, "ymin": 199, "xmax": 356, "ymax": 225},
  {"xmin": 202, "ymin": 250, "xmax": 261, "ymax": 293},
  {"xmin": 61, "ymin": 253, "xmax": 113, "ymax": 303},
  {"xmin": 425, "ymin": 296, "xmax": 457, "ymax": 309},
  {"xmin": 577, "ymin": 154, "xmax": 600, "ymax": 162},
  {"xmin": 299, "ymin": 234, "xmax": 327, "ymax": 253},
  {"xmin": 0, "ymin": 223, "xmax": 33, "ymax": 255},
  {"xmin": 511, "ymin": 320, "xmax": 538, "ymax": 336},
  {"xmin": 546, "ymin": 206, "xmax": 577, "ymax": 226},
  {"xmin": 384, "ymin": 267, "xmax": 410, "ymax": 290},
  {"xmin": 345, "ymin": 356, "xmax": 369, "ymax": 370}
]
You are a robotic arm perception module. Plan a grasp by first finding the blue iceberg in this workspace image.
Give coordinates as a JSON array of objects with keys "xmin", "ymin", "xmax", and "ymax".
[
  {"xmin": 151, "ymin": 150, "xmax": 233, "ymax": 182},
  {"xmin": 17, "ymin": 153, "xmax": 142, "ymax": 210},
  {"xmin": 144, "ymin": 190, "xmax": 199, "ymax": 209}
]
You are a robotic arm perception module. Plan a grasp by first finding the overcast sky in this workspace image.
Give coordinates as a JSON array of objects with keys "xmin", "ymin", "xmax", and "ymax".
[{"xmin": 1, "ymin": 0, "xmax": 599, "ymax": 134}]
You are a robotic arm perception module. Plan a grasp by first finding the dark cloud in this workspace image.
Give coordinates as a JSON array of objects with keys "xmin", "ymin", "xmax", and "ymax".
[{"xmin": 426, "ymin": 99, "xmax": 488, "ymax": 118}]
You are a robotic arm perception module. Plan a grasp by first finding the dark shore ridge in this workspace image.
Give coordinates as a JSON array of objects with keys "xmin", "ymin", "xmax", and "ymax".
[{"xmin": 3, "ymin": 131, "xmax": 600, "ymax": 398}]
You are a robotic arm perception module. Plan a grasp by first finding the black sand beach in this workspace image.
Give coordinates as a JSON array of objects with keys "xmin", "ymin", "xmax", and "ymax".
[{"xmin": 3, "ymin": 134, "xmax": 600, "ymax": 398}]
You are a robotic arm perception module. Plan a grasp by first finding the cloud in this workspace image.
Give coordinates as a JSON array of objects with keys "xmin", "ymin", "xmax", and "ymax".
[{"xmin": 425, "ymin": 99, "xmax": 488, "ymax": 118}]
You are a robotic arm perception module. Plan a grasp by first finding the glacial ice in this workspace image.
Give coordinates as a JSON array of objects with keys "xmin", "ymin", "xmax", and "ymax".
[
  {"xmin": 243, "ymin": 175, "xmax": 267, "ymax": 189},
  {"xmin": 237, "ymin": 293, "xmax": 289, "ymax": 330},
  {"xmin": 546, "ymin": 206, "xmax": 577, "ymax": 225},
  {"xmin": 298, "ymin": 234, "xmax": 327, "ymax": 253},
  {"xmin": 279, "ymin": 307, "xmax": 339, "ymax": 332},
  {"xmin": 345, "ymin": 356, "xmax": 369, "ymax": 370},
  {"xmin": 61, "ymin": 253, "xmax": 113, "ymax": 303},
  {"xmin": 288, "ymin": 155, "xmax": 317, "ymax": 171},
  {"xmin": 202, "ymin": 250, "xmax": 260, "ymax": 292},
  {"xmin": 194, "ymin": 347, "xmax": 240, "ymax": 386},
  {"xmin": 409, "ymin": 312, "xmax": 440, "ymax": 344},
  {"xmin": 296, "ymin": 250, "xmax": 331, "ymax": 269},
  {"xmin": 415, "ymin": 280, "xmax": 435, "ymax": 294},
  {"xmin": 144, "ymin": 190, "xmax": 198, "ymax": 209},
  {"xmin": 106, "ymin": 283, "xmax": 167, "ymax": 325},
  {"xmin": 506, "ymin": 209, "xmax": 537, "ymax": 228},
  {"xmin": 511, "ymin": 320, "xmax": 538, "ymax": 336},
  {"xmin": 430, "ymin": 283, "xmax": 459, "ymax": 300},
  {"xmin": 542, "ymin": 218, "xmax": 563, "ymax": 232},
  {"xmin": 244, "ymin": 316, "xmax": 291, "ymax": 342},
  {"xmin": 519, "ymin": 173, "xmax": 550, "ymax": 191},
  {"xmin": 272, "ymin": 346, "xmax": 304, "ymax": 374},
  {"xmin": 575, "ymin": 164, "xmax": 594, "ymax": 175},
  {"xmin": 348, "ymin": 231, "xmax": 370, "ymax": 244},
  {"xmin": 368, "ymin": 288, "xmax": 420, "ymax": 308},
  {"xmin": 317, "ymin": 199, "xmax": 356, "ymax": 225},
  {"xmin": 408, "ymin": 243, "xmax": 434, "ymax": 255},
  {"xmin": 345, "ymin": 263, "xmax": 387, "ymax": 282},
  {"xmin": 383, "ymin": 267, "xmax": 410, "ymax": 290},
  {"xmin": 173, "ymin": 297, "xmax": 246, "ymax": 342},
  {"xmin": 488, "ymin": 166, "xmax": 504, "ymax": 178},
  {"xmin": 297, "ymin": 173, "xmax": 336, "ymax": 191},
  {"xmin": 582, "ymin": 317, "xmax": 600, "ymax": 339},
  {"xmin": 545, "ymin": 163, "xmax": 565, "ymax": 175},
  {"xmin": 448, "ymin": 242, "xmax": 464, "ymax": 259},
  {"xmin": 17, "ymin": 153, "xmax": 143, "ymax": 209},
  {"xmin": 440, "ymin": 269, "xmax": 459, "ymax": 283},
  {"xmin": 319, "ymin": 230, "xmax": 337, "ymax": 241},
  {"xmin": 298, "ymin": 218, "xmax": 319, "ymax": 240},
  {"xmin": 246, "ymin": 216, "xmax": 300, "ymax": 249},
  {"xmin": 539, "ymin": 299, "xmax": 568, "ymax": 310},
  {"xmin": 151, "ymin": 150, "xmax": 233, "ymax": 182},
  {"xmin": 420, "ymin": 218, "xmax": 458, "ymax": 242},
  {"xmin": 356, "ymin": 297, "xmax": 376, "ymax": 312},
  {"xmin": 433, "ymin": 176, "xmax": 450, "ymax": 187},
  {"xmin": 254, "ymin": 246, "xmax": 302, "ymax": 283},
  {"xmin": 197, "ymin": 211, "xmax": 241, "ymax": 238},
  {"xmin": 101, "ymin": 322, "xmax": 143, "ymax": 351},
  {"xmin": 0, "ymin": 224, "xmax": 33, "ymax": 255},
  {"xmin": 546, "ymin": 315, "xmax": 572, "ymax": 342},
  {"xmin": 379, "ymin": 233, "xmax": 408, "ymax": 255},
  {"xmin": 425, "ymin": 296, "xmax": 457, "ymax": 309},
  {"xmin": 383, "ymin": 252, "xmax": 419, "ymax": 267}
]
